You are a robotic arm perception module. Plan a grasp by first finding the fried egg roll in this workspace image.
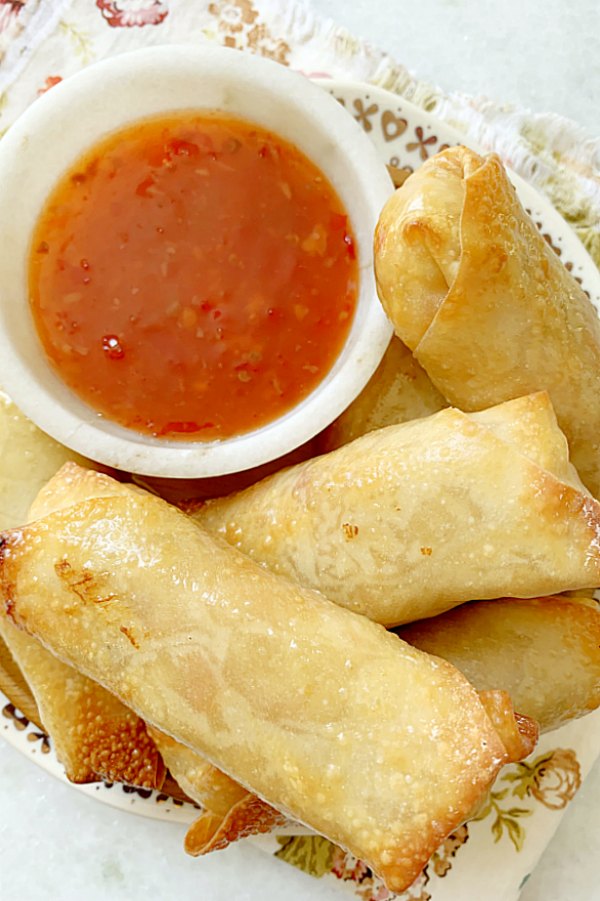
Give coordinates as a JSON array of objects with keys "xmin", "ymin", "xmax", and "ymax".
[
  {"xmin": 374, "ymin": 145, "xmax": 600, "ymax": 497},
  {"xmin": 31, "ymin": 462, "xmax": 283, "ymax": 837},
  {"xmin": 146, "ymin": 727, "xmax": 288, "ymax": 856},
  {"xmin": 321, "ymin": 336, "xmax": 446, "ymax": 452},
  {"xmin": 399, "ymin": 596, "xmax": 600, "ymax": 733},
  {"xmin": 0, "ymin": 617, "xmax": 164, "ymax": 785},
  {"xmin": 35, "ymin": 463, "xmax": 537, "ymax": 836},
  {"xmin": 38, "ymin": 467, "xmax": 597, "ymax": 738},
  {"xmin": 0, "ymin": 390, "xmax": 164, "ymax": 787},
  {"xmin": 0, "ymin": 389, "xmax": 89, "ymax": 532},
  {"xmin": 0, "ymin": 490, "xmax": 531, "ymax": 892},
  {"xmin": 196, "ymin": 393, "xmax": 600, "ymax": 626}
]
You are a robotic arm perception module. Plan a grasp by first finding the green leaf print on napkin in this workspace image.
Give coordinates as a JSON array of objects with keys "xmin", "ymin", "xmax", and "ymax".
[
  {"xmin": 275, "ymin": 835, "xmax": 336, "ymax": 877},
  {"xmin": 474, "ymin": 787, "xmax": 533, "ymax": 852}
]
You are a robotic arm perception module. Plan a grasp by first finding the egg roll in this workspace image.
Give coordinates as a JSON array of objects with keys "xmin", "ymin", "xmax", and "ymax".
[
  {"xmin": 399, "ymin": 596, "xmax": 600, "ymax": 733},
  {"xmin": 0, "ymin": 491, "xmax": 532, "ymax": 893},
  {"xmin": 0, "ymin": 617, "xmax": 164, "ymax": 785},
  {"xmin": 146, "ymin": 727, "xmax": 288, "ymax": 856},
  {"xmin": 0, "ymin": 388, "xmax": 90, "ymax": 531},
  {"xmin": 30, "ymin": 461, "xmax": 287, "ymax": 841},
  {"xmin": 321, "ymin": 336, "xmax": 446, "ymax": 452},
  {"xmin": 184, "ymin": 796, "xmax": 289, "ymax": 857},
  {"xmin": 196, "ymin": 392, "xmax": 600, "ymax": 626},
  {"xmin": 374, "ymin": 145, "xmax": 600, "ymax": 497},
  {"xmin": 0, "ymin": 390, "xmax": 164, "ymax": 787},
  {"xmin": 37, "ymin": 467, "xmax": 594, "ymax": 738}
]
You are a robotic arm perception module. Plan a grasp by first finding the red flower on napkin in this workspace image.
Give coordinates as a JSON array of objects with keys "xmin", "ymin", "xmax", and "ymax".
[
  {"xmin": 0, "ymin": 0, "xmax": 25, "ymax": 36},
  {"xmin": 96, "ymin": 0, "xmax": 169, "ymax": 28}
]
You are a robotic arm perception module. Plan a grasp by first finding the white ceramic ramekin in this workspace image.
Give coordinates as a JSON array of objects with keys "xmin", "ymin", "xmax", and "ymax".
[{"xmin": 0, "ymin": 45, "xmax": 392, "ymax": 477}]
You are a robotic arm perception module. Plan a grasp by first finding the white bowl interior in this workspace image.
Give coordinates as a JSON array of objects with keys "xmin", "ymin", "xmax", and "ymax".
[{"xmin": 0, "ymin": 46, "xmax": 392, "ymax": 476}]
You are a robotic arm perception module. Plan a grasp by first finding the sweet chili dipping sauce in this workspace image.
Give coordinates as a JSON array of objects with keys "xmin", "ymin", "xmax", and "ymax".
[{"xmin": 29, "ymin": 113, "xmax": 358, "ymax": 440}]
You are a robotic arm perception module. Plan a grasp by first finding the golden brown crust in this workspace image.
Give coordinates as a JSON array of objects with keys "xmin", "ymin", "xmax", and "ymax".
[
  {"xmin": 74, "ymin": 689, "xmax": 164, "ymax": 788},
  {"xmin": 184, "ymin": 796, "xmax": 288, "ymax": 857},
  {"xmin": 0, "ymin": 616, "xmax": 165, "ymax": 787}
]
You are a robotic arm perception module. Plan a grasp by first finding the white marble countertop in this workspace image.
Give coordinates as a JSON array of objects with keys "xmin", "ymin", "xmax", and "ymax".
[
  {"xmin": 314, "ymin": 0, "xmax": 600, "ymax": 136},
  {"xmin": 1, "ymin": 2, "xmax": 598, "ymax": 899}
]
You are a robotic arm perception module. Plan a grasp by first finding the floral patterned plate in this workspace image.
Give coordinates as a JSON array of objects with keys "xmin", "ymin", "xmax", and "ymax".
[{"xmin": 2, "ymin": 79, "xmax": 600, "ymax": 900}]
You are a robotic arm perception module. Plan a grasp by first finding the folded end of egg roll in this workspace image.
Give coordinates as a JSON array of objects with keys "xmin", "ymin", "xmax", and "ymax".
[
  {"xmin": 478, "ymin": 690, "xmax": 538, "ymax": 761},
  {"xmin": 184, "ymin": 796, "xmax": 288, "ymax": 857},
  {"xmin": 374, "ymin": 145, "xmax": 481, "ymax": 349}
]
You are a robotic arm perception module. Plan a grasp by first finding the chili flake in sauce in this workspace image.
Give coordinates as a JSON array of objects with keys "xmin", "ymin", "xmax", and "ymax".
[{"xmin": 29, "ymin": 113, "xmax": 358, "ymax": 440}]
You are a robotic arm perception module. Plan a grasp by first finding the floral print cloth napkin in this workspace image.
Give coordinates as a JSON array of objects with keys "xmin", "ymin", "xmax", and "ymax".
[
  {"xmin": 0, "ymin": 2, "xmax": 599, "ymax": 900},
  {"xmin": 0, "ymin": 0, "xmax": 598, "ymax": 267}
]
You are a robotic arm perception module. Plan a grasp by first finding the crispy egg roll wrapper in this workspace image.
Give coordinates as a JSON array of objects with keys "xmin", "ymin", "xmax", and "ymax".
[
  {"xmin": 184, "ymin": 796, "xmax": 288, "ymax": 857},
  {"xmin": 147, "ymin": 727, "xmax": 288, "ymax": 856},
  {"xmin": 399, "ymin": 596, "xmax": 600, "ymax": 734},
  {"xmin": 149, "ymin": 724, "xmax": 290, "ymax": 852},
  {"xmin": 0, "ymin": 390, "xmax": 164, "ymax": 787},
  {"xmin": 0, "ymin": 630, "xmax": 41, "ymax": 727},
  {"xmin": 146, "ymin": 727, "xmax": 250, "ymax": 817},
  {"xmin": 0, "ymin": 616, "xmax": 164, "ymax": 786},
  {"xmin": 196, "ymin": 392, "xmax": 600, "ymax": 626},
  {"xmin": 374, "ymin": 145, "xmax": 600, "ymax": 497},
  {"xmin": 321, "ymin": 337, "xmax": 446, "ymax": 452},
  {"xmin": 0, "ymin": 492, "xmax": 529, "ymax": 892}
]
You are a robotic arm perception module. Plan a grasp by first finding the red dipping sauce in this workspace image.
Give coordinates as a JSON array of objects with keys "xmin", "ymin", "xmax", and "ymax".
[{"xmin": 29, "ymin": 113, "xmax": 358, "ymax": 440}]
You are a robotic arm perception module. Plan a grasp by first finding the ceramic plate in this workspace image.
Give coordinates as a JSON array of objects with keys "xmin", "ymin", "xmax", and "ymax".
[{"xmin": 2, "ymin": 78, "xmax": 600, "ymax": 896}]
